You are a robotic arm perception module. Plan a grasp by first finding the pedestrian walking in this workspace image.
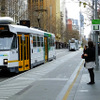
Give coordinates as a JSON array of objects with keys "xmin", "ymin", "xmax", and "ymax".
[{"xmin": 82, "ymin": 41, "xmax": 95, "ymax": 85}]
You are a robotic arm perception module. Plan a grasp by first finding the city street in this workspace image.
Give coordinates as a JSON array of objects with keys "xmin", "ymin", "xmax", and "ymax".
[
  {"xmin": 0, "ymin": 49, "xmax": 84, "ymax": 100},
  {"xmin": 0, "ymin": 0, "xmax": 99, "ymax": 100}
]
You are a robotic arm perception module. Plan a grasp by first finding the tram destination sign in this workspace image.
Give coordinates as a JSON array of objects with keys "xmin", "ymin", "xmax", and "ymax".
[{"xmin": 92, "ymin": 19, "xmax": 100, "ymax": 31}]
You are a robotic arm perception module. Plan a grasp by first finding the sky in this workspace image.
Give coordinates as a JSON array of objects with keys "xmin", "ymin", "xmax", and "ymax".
[
  {"xmin": 66, "ymin": 1, "xmax": 80, "ymax": 19},
  {"xmin": 65, "ymin": 0, "xmax": 92, "ymax": 38}
]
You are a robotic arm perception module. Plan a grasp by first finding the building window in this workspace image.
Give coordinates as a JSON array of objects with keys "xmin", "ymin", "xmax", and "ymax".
[
  {"xmin": 1, "ymin": 6, "xmax": 5, "ymax": 11},
  {"xmin": 35, "ymin": 0, "xmax": 38, "ymax": 2}
]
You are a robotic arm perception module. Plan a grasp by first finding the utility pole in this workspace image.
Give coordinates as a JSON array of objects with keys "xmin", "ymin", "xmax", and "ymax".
[
  {"xmin": 92, "ymin": 0, "xmax": 95, "ymax": 42},
  {"xmin": 94, "ymin": 0, "xmax": 99, "ymax": 70}
]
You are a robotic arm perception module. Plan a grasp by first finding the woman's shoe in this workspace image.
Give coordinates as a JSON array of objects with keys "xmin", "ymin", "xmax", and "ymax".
[{"xmin": 87, "ymin": 82, "xmax": 95, "ymax": 85}]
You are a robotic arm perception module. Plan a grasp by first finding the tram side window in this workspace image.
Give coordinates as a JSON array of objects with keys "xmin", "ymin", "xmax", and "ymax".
[
  {"xmin": 52, "ymin": 39, "xmax": 54, "ymax": 46},
  {"xmin": 49, "ymin": 38, "xmax": 54, "ymax": 46},
  {"xmin": 40, "ymin": 37, "xmax": 43, "ymax": 47},
  {"xmin": 49, "ymin": 38, "xmax": 52, "ymax": 46},
  {"xmin": 49, "ymin": 38, "xmax": 51, "ymax": 46},
  {"xmin": 51, "ymin": 39, "xmax": 53, "ymax": 46},
  {"xmin": 33, "ymin": 36, "xmax": 36, "ymax": 47},
  {"xmin": 37, "ymin": 36, "xmax": 40, "ymax": 47},
  {"xmin": 11, "ymin": 35, "xmax": 17, "ymax": 49}
]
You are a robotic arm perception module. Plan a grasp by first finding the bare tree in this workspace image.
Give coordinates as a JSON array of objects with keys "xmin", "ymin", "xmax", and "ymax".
[
  {"xmin": 79, "ymin": 0, "xmax": 100, "ymax": 20},
  {"xmin": 64, "ymin": 29, "xmax": 80, "ymax": 43},
  {"xmin": 0, "ymin": 0, "xmax": 6, "ymax": 16},
  {"xmin": 1, "ymin": 0, "xmax": 28, "ymax": 23}
]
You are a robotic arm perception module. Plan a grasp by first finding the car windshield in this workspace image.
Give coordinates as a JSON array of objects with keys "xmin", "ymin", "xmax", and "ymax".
[{"xmin": 0, "ymin": 32, "xmax": 17, "ymax": 50}]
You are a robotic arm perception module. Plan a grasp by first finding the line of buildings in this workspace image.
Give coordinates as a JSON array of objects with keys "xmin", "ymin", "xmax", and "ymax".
[{"xmin": 0, "ymin": 0, "xmax": 85, "ymax": 48}]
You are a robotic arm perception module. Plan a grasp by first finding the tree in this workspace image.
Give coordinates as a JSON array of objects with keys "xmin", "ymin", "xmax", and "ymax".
[
  {"xmin": 64, "ymin": 29, "xmax": 80, "ymax": 43},
  {"xmin": 0, "ymin": 0, "xmax": 28, "ymax": 23},
  {"xmin": 79, "ymin": 0, "xmax": 100, "ymax": 20}
]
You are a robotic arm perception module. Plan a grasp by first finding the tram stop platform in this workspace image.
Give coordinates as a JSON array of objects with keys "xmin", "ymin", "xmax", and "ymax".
[
  {"xmin": 66, "ymin": 65, "xmax": 100, "ymax": 100},
  {"xmin": 66, "ymin": 60, "xmax": 100, "ymax": 100}
]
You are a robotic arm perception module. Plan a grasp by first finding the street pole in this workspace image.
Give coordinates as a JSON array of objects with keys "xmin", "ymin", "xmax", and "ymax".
[
  {"xmin": 92, "ymin": 0, "xmax": 95, "ymax": 42},
  {"xmin": 94, "ymin": 0, "xmax": 99, "ymax": 70}
]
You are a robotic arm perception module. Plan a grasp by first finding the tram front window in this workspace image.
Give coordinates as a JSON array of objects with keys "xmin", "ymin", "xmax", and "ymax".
[{"xmin": 0, "ymin": 32, "xmax": 17, "ymax": 50}]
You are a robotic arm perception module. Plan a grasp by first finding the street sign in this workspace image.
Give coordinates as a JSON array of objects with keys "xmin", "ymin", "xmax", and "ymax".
[
  {"xmin": 92, "ymin": 19, "xmax": 100, "ymax": 31},
  {"xmin": 92, "ymin": 19, "xmax": 100, "ymax": 24}
]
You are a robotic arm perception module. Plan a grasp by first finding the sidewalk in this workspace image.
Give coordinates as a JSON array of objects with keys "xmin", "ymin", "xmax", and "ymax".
[{"xmin": 67, "ymin": 58, "xmax": 100, "ymax": 100}]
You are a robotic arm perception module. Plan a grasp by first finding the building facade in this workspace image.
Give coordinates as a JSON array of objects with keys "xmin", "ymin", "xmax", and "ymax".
[
  {"xmin": 28, "ymin": 0, "xmax": 61, "ymax": 37},
  {"xmin": 67, "ymin": 19, "xmax": 72, "ymax": 31},
  {"xmin": 67, "ymin": 19, "xmax": 79, "ymax": 31},
  {"xmin": 60, "ymin": 0, "xmax": 67, "ymax": 42}
]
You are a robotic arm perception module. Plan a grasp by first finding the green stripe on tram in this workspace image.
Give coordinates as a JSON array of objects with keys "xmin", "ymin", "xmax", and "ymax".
[{"xmin": 44, "ymin": 33, "xmax": 51, "ymax": 37}]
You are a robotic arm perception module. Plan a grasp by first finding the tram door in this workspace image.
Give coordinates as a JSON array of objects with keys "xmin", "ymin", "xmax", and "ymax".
[
  {"xmin": 44, "ymin": 37, "xmax": 48, "ymax": 62},
  {"xmin": 18, "ymin": 34, "xmax": 30, "ymax": 71}
]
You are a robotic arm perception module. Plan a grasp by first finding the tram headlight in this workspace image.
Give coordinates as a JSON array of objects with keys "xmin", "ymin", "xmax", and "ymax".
[{"xmin": 3, "ymin": 59, "xmax": 8, "ymax": 64}]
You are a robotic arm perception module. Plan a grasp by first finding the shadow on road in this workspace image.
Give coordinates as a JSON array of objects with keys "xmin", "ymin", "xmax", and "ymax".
[{"xmin": 0, "ymin": 70, "xmax": 18, "ymax": 78}]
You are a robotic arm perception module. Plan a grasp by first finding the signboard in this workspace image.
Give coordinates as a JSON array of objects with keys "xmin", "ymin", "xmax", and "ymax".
[
  {"xmin": 20, "ymin": 20, "xmax": 30, "ymax": 27},
  {"xmin": 0, "ymin": 25, "xmax": 9, "ymax": 31},
  {"xmin": 92, "ymin": 19, "xmax": 100, "ymax": 24},
  {"xmin": 92, "ymin": 19, "xmax": 100, "ymax": 31}
]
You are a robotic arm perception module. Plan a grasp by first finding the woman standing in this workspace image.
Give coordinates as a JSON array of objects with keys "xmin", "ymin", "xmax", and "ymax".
[{"xmin": 83, "ymin": 41, "xmax": 95, "ymax": 85}]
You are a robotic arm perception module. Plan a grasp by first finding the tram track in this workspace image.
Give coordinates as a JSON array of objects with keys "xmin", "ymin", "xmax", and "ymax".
[
  {"xmin": 0, "ymin": 49, "xmax": 78, "ymax": 83},
  {"xmin": 56, "ymin": 48, "xmax": 78, "ymax": 59},
  {"xmin": 0, "ymin": 49, "xmax": 82, "ymax": 100},
  {"xmin": 56, "ymin": 49, "xmax": 69, "ymax": 58},
  {"xmin": 0, "ymin": 70, "xmax": 19, "ymax": 82}
]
